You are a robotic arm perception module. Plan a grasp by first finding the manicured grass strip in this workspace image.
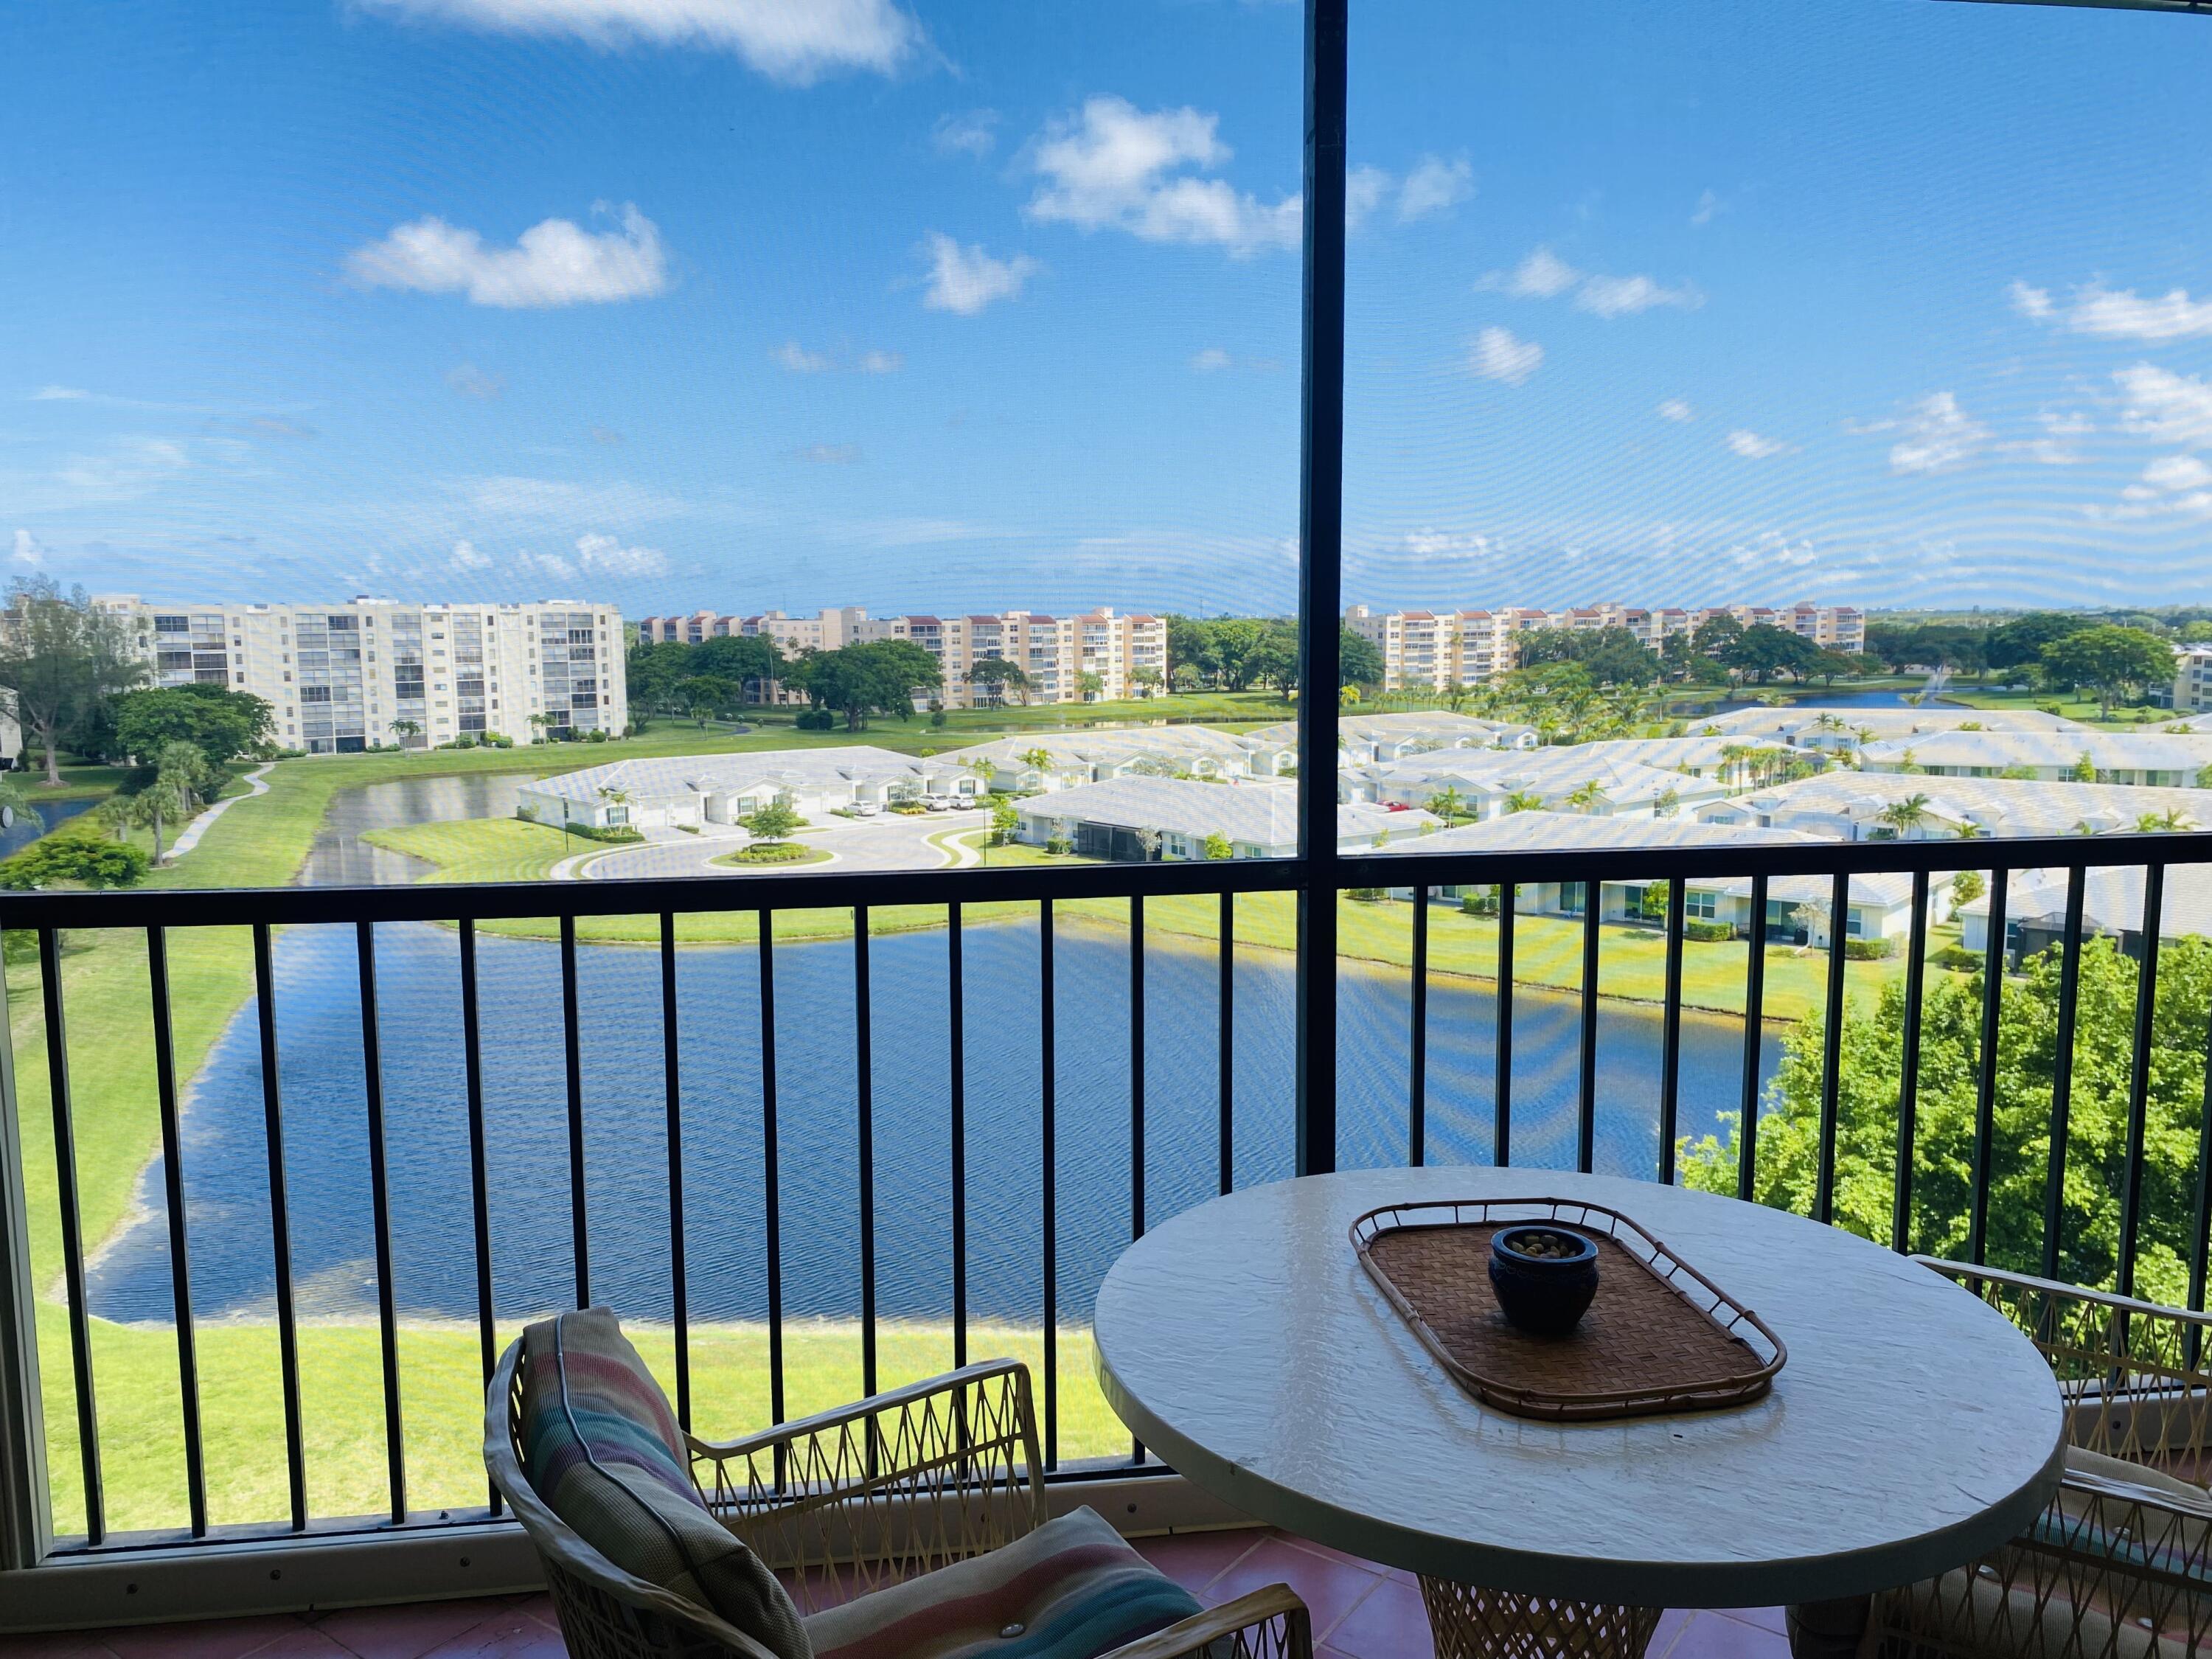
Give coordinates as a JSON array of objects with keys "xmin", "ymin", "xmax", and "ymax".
[
  {"xmin": 37, "ymin": 1307, "xmax": 1123, "ymax": 1539},
  {"xmin": 363, "ymin": 818, "xmax": 575, "ymax": 886}
]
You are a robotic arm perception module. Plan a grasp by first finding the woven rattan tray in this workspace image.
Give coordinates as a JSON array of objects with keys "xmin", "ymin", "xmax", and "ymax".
[{"xmin": 1349, "ymin": 1197, "xmax": 1787, "ymax": 1422}]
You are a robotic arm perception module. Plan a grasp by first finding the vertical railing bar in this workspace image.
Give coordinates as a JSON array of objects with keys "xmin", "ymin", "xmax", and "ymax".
[
  {"xmin": 659, "ymin": 912, "xmax": 691, "ymax": 1430},
  {"xmin": 1040, "ymin": 900, "xmax": 1058, "ymax": 1470},
  {"xmin": 1576, "ymin": 892, "xmax": 1599, "ymax": 1175},
  {"xmin": 1815, "ymin": 870, "xmax": 1850, "ymax": 1225},
  {"xmin": 559, "ymin": 914, "xmax": 589, "ymax": 1308},
  {"xmin": 1737, "ymin": 874, "xmax": 1769, "ymax": 1203},
  {"xmin": 2119, "ymin": 864, "xmax": 2165, "ymax": 1300},
  {"xmin": 1409, "ymin": 886, "xmax": 1429, "ymax": 1169},
  {"xmin": 1892, "ymin": 872, "xmax": 1930, "ymax": 1255},
  {"xmin": 855, "ymin": 905, "xmax": 876, "ymax": 1405},
  {"xmin": 757, "ymin": 911, "xmax": 785, "ymax": 1487},
  {"xmin": 251, "ymin": 923, "xmax": 307, "ymax": 1532},
  {"xmin": 146, "ymin": 926, "xmax": 207, "ymax": 1537},
  {"xmin": 1970, "ymin": 867, "xmax": 2009, "ymax": 1266},
  {"xmin": 457, "ymin": 919, "xmax": 499, "ymax": 1514},
  {"xmin": 1218, "ymin": 891, "xmax": 1234, "ymax": 1196},
  {"xmin": 40, "ymin": 928, "xmax": 102, "ymax": 1545},
  {"xmin": 2042, "ymin": 866, "xmax": 2088, "ymax": 1282},
  {"xmin": 2190, "ymin": 939, "xmax": 2212, "ymax": 1339},
  {"xmin": 1130, "ymin": 894, "xmax": 1145, "ymax": 1467},
  {"xmin": 1658, "ymin": 879, "xmax": 1686, "ymax": 1186},
  {"xmin": 1495, "ymin": 883, "xmax": 1515, "ymax": 1168},
  {"xmin": 950, "ymin": 900, "xmax": 967, "ymax": 1372},
  {"xmin": 353, "ymin": 921, "xmax": 406, "ymax": 1524}
]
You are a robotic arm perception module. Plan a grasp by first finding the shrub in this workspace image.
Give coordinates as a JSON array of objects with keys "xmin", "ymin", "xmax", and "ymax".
[
  {"xmin": 1348, "ymin": 887, "xmax": 1389, "ymax": 902},
  {"xmin": 890, "ymin": 801, "xmax": 928, "ymax": 815},
  {"xmin": 1844, "ymin": 936, "xmax": 1900, "ymax": 960},
  {"xmin": 795, "ymin": 708, "xmax": 836, "ymax": 731},
  {"xmin": 1932, "ymin": 943, "xmax": 1981, "ymax": 973},
  {"xmin": 564, "ymin": 823, "xmax": 645, "ymax": 844},
  {"xmin": 1045, "ymin": 835, "xmax": 1074, "ymax": 855},
  {"xmin": 1459, "ymin": 889, "xmax": 1498, "ymax": 916},
  {"xmin": 585, "ymin": 728, "xmax": 608, "ymax": 742},
  {"xmin": 730, "ymin": 842, "xmax": 814, "ymax": 864},
  {"xmin": 0, "ymin": 835, "xmax": 151, "ymax": 890},
  {"xmin": 1685, "ymin": 919, "xmax": 1734, "ymax": 942}
]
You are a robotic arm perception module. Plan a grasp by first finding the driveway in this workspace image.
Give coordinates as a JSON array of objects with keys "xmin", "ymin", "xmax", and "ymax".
[{"xmin": 577, "ymin": 807, "xmax": 991, "ymax": 881}]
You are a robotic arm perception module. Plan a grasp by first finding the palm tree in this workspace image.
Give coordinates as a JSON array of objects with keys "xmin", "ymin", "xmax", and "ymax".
[
  {"xmin": 134, "ymin": 741, "xmax": 204, "ymax": 865},
  {"xmin": 2137, "ymin": 807, "xmax": 2199, "ymax": 833},
  {"xmin": 1565, "ymin": 779, "xmax": 1607, "ymax": 814},
  {"xmin": 1877, "ymin": 793, "xmax": 1932, "ymax": 838},
  {"xmin": 389, "ymin": 717, "xmax": 422, "ymax": 748},
  {"xmin": 1503, "ymin": 790, "xmax": 1545, "ymax": 815},
  {"xmin": 1430, "ymin": 785, "xmax": 1467, "ymax": 827},
  {"xmin": 1955, "ymin": 820, "xmax": 1988, "ymax": 841}
]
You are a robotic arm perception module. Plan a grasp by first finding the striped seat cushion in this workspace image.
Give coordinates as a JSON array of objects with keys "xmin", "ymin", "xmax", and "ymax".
[
  {"xmin": 802, "ymin": 1506, "xmax": 1202, "ymax": 1659},
  {"xmin": 520, "ymin": 1307, "xmax": 811, "ymax": 1659}
]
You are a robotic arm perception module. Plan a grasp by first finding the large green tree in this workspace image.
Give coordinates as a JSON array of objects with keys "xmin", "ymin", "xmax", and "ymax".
[
  {"xmin": 2041, "ymin": 625, "xmax": 2176, "ymax": 714},
  {"xmin": 1682, "ymin": 937, "xmax": 2212, "ymax": 1303},
  {"xmin": 791, "ymin": 639, "xmax": 944, "ymax": 730},
  {"xmin": 0, "ymin": 578, "xmax": 146, "ymax": 784},
  {"xmin": 111, "ymin": 684, "xmax": 274, "ymax": 763}
]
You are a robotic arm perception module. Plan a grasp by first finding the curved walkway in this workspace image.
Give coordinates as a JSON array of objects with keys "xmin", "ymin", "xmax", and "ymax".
[{"xmin": 164, "ymin": 762, "xmax": 274, "ymax": 863}]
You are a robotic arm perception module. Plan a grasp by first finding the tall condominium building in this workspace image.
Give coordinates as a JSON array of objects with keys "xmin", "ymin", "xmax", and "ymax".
[
  {"xmin": 638, "ymin": 605, "xmax": 1168, "ymax": 710},
  {"xmin": 2174, "ymin": 647, "xmax": 2212, "ymax": 714},
  {"xmin": 91, "ymin": 595, "xmax": 627, "ymax": 753},
  {"xmin": 1346, "ymin": 601, "xmax": 1867, "ymax": 692}
]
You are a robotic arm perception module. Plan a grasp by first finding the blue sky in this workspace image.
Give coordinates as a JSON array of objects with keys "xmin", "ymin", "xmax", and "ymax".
[{"xmin": 4, "ymin": 0, "xmax": 2211, "ymax": 619}]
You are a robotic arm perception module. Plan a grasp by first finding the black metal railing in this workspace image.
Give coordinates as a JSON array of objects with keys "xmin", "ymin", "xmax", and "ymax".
[{"xmin": 6, "ymin": 828, "xmax": 2212, "ymax": 1556}]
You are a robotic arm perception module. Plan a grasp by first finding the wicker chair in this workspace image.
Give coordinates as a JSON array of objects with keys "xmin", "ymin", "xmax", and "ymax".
[
  {"xmin": 485, "ymin": 1338, "xmax": 1312, "ymax": 1659},
  {"xmin": 1865, "ymin": 1260, "xmax": 2212, "ymax": 1659}
]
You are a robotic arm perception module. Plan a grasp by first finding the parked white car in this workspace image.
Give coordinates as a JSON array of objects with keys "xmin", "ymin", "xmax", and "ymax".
[
  {"xmin": 923, "ymin": 797, "xmax": 952, "ymax": 813},
  {"xmin": 851, "ymin": 801, "xmax": 882, "ymax": 817}
]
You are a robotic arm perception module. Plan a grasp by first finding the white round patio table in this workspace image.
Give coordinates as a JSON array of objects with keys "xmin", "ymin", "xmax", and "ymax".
[{"xmin": 1093, "ymin": 1168, "xmax": 2065, "ymax": 1659}]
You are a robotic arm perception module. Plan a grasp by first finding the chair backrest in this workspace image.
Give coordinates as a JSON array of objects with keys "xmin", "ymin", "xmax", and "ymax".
[
  {"xmin": 487, "ymin": 1335, "xmax": 785, "ymax": 1659},
  {"xmin": 1917, "ymin": 1258, "xmax": 2212, "ymax": 1478}
]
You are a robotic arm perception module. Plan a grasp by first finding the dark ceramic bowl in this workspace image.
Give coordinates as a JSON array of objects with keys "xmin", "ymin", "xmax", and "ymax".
[{"xmin": 1486, "ymin": 1225, "xmax": 1600, "ymax": 1337}]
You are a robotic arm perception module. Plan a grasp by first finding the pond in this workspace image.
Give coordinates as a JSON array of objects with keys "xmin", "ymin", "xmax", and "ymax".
[{"xmin": 86, "ymin": 919, "xmax": 1780, "ymax": 1329}]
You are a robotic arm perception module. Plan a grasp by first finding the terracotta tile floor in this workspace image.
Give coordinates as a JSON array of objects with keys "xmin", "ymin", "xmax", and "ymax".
[{"xmin": 0, "ymin": 1528, "xmax": 1793, "ymax": 1659}]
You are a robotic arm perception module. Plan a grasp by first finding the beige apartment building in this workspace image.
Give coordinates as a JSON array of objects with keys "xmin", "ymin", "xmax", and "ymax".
[
  {"xmin": 91, "ymin": 594, "xmax": 627, "ymax": 753},
  {"xmin": 1345, "ymin": 601, "xmax": 1867, "ymax": 692},
  {"xmin": 637, "ymin": 605, "xmax": 1168, "ymax": 710}
]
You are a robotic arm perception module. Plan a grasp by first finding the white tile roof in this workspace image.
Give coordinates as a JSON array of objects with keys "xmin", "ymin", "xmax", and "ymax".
[
  {"xmin": 1714, "ymin": 772, "xmax": 2210, "ymax": 838},
  {"xmin": 1860, "ymin": 730, "xmax": 2212, "ymax": 773},
  {"xmin": 1373, "ymin": 810, "xmax": 1826, "ymax": 855},
  {"xmin": 516, "ymin": 745, "xmax": 929, "ymax": 803},
  {"xmin": 1018, "ymin": 775, "xmax": 1432, "ymax": 845}
]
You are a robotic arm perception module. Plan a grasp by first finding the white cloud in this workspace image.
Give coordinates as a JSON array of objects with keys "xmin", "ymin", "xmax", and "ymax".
[
  {"xmin": 1882, "ymin": 392, "xmax": 1987, "ymax": 476},
  {"xmin": 1025, "ymin": 96, "xmax": 1301, "ymax": 257},
  {"xmin": 1575, "ymin": 273, "xmax": 1702, "ymax": 319},
  {"xmin": 1469, "ymin": 327, "xmax": 1543, "ymax": 386},
  {"xmin": 1690, "ymin": 189, "xmax": 1722, "ymax": 228},
  {"xmin": 1482, "ymin": 246, "xmax": 1700, "ymax": 318},
  {"xmin": 574, "ymin": 529, "xmax": 668, "ymax": 576},
  {"xmin": 13, "ymin": 528, "xmax": 49, "ymax": 566},
  {"xmin": 2003, "ymin": 408, "xmax": 2093, "ymax": 467},
  {"xmin": 2087, "ymin": 452, "xmax": 2212, "ymax": 523},
  {"xmin": 55, "ymin": 437, "xmax": 190, "ymax": 498},
  {"xmin": 1396, "ymin": 155, "xmax": 1472, "ymax": 223},
  {"xmin": 1343, "ymin": 166, "xmax": 1389, "ymax": 231},
  {"xmin": 797, "ymin": 442, "xmax": 860, "ymax": 465},
  {"xmin": 1726, "ymin": 428, "xmax": 1793, "ymax": 459},
  {"xmin": 2014, "ymin": 278, "xmax": 2212, "ymax": 341},
  {"xmin": 1657, "ymin": 398, "xmax": 1694, "ymax": 423},
  {"xmin": 347, "ymin": 202, "xmax": 668, "ymax": 307},
  {"xmin": 933, "ymin": 108, "xmax": 999, "ymax": 159},
  {"xmin": 2143, "ymin": 453, "xmax": 2212, "ymax": 493},
  {"xmin": 921, "ymin": 232, "xmax": 1037, "ymax": 314},
  {"xmin": 445, "ymin": 362, "xmax": 505, "ymax": 399},
  {"xmin": 1192, "ymin": 347, "xmax": 1234, "ymax": 372},
  {"xmin": 1498, "ymin": 245, "xmax": 1579, "ymax": 299},
  {"xmin": 449, "ymin": 538, "xmax": 493, "ymax": 571},
  {"xmin": 773, "ymin": 340, "xmax": 832, "ymax": 372},
  {"xmin": 513, "ymin": 549, "xmax": 575, "ymax": 581},
  {"xmin": 1402, "ymin": 529, "xmax": 1493, "ymax": 557},
  {"xmin": 2115, "ymin": 363, "xmax": 2212, "ymax": 447},
  {"xmin": 356, "ymin": 0, "xmax": 923, "ymax": 84},
  {"xmin": 858, "ymin": 349, "xmax": 903, "ymax": 374},
  {"xmin": 31, "ymin": 386, "xmax": 90, "ymax": 401}
]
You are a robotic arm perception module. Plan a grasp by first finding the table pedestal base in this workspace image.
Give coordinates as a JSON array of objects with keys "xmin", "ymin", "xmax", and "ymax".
[{"xmin": 1418, "ymin": 1579, "xmax": 1662, "ymax": 1659}]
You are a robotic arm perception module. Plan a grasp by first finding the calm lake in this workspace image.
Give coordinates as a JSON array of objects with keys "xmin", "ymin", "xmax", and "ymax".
[{"xmin": 86, "ymin": 919, "xmax": 1781, "ymax": 1329}]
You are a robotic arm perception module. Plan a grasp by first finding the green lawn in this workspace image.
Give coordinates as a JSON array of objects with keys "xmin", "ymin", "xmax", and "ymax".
[
  {"xmin": 36, "ymin": 1304, "xmax": 1127, "ymax": 1539},
  {"xmin": 1938, "ymin": 685, "xmax": 2177, "ymax": 730},
  {"xmin": 362, "ymin": 816, "xmax": 577, "ymax": 885}
]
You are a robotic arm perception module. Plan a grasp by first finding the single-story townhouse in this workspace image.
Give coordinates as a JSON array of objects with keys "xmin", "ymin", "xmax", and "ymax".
[
  {"xmin": 1956, "ymin": 864, "xmax": 2212, "ymax": 959},
  {"xmin": 1014, "ymin": 774, "xmax": 1436, "ymax": 860},
  {"xmin": 1546, "ymin": 735, "xmax": 1816, "ymax": 787},
  {"xmin": 1368, "ymin": 810, "xmax": 1941, "ymax": 945},
  {"xmin": 1858, "ymin": 729, "xmax": 2212, "ymax": 787},
  {"xmin": 948, "ymin": 728, "xmax": 1285, "ymax": 793},
  {"xmin": 1697, "ymin": 706, "xmax": 2094, "ymax": 754},
  {"xmin": 1697, "ymin": 773, "xmax": 2208, "ymax": 841},
  {"xmin": 515, "ymin": 747, "xmax": 985, "ymax": 830},
  {"xmin": 1242, "ymin": 712, "xmax": 1540, "ymax": 768},
  {"xmin": 1350, "ymin": 748, "xmax": 1733, "ymax": 820}
]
